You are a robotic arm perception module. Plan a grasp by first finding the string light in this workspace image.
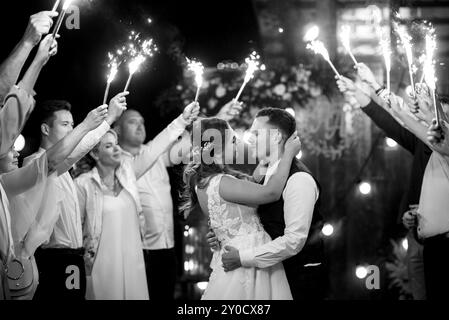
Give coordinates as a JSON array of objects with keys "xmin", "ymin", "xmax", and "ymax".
[
  {"xmin": 322, "ymin": 224, "xmax": 334, "ymax": 237},
  {"xmin": 359, "ymin": 182, "xmax": 372, "ymax": 195},
  {"xmin": 355, "ymin": 266, "xmax": 368, "ymax": 279}
]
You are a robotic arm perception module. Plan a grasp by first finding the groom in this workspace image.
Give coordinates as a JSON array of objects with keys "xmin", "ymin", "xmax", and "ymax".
[{"xmin": 207, "ymin": 107, "xmax": 327, "ymax": 300}]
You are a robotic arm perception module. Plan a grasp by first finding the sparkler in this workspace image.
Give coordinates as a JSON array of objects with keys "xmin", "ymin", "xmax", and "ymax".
[
  {"xmin": 51, "ymin": 0, "xmax": 74, "ymax": 38},
  {"xmin": 103, "ymin": 54, "xmax": 120, "ymax": 105},
  {"xmin": 379, "ymin": 27, "xmax": 391, "ymax": 93},
  {"xmin": 123, "ymin": 35, "xmax": 157, "ymax": 93},
  {"xmin": 395, "ymin": 24, "xmax": 416, "ymax": 98},
  {"xmin": 340, "ymin": 25, "xmax": 358, "ymax": 65},
  {"xmin": 235, "ymin": 51, "xmax": 260, "ymax": 101},
  {"xmin": 186, "ymin": 58, "xmax": 204, "ymax": 102},
  {"xmin": 307, "ymin": 40, "xmax": 341, "ymax": 79},
  {"xmin": 52, "ymin": 0, "xmax": 61, "ymax": 12},
  {"xmin": 423, "ymin": 31, "xmax": 439, "ymax": 125}
]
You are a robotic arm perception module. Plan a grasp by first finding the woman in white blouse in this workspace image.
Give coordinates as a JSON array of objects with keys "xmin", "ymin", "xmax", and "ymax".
[{"xmin": 75, "ymin": 103, "xmax": 199, "ymax": 300}]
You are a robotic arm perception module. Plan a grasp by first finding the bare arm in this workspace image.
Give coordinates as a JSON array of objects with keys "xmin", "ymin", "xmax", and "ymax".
[
  {"xmin": 219, "ymin": 133, "xmax": 301, "ymax": 206},
  {"xmin": 0, "ymin": 11, "xmax": 57, "ymax": 103},
  {"xmin": 46, "ymin": 106, "xmax": 109, "ymax": 173},
  {"xmin": 133, "ymin": 102, "xmax": 199, "ymax": 179}
]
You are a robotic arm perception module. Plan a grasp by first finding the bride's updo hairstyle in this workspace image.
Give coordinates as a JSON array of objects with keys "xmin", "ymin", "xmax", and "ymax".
[{"xmin": 180, "ymin": 117, "xmax": 249, "ymax": 216}]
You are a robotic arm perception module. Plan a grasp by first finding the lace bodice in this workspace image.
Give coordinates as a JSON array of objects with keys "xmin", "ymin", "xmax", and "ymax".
[{"xmin": 206, "ymin": 174, "xmax": 264, "ymax": 246}]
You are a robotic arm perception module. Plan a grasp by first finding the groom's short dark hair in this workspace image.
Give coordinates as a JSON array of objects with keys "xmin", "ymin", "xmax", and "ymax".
[{"xmin": 256, "ymin": 107, "xmax": 296, "ymax": 140}]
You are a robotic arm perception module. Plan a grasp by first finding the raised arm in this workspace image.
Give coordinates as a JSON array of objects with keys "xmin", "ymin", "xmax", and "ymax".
[
  {"xmin": 219, "ymin": 133, "xmax": 301, "ymax": 207},
  {"xmin": 133, "ymin": 102, "xmax": 200, "ymax": 179},
  {"xmin": 20, "ymin": 34, "xmax": 58, "ymax": 95},
  {"xmin": 0, "ymin": 86, "xmax": 36, "ymax": 157},
  {"xmin": 46, "ymin": 105, "xmax": 109, "ymax": 173},
  {"xmin": 337, "ymin": 76, "xmax": 417, "ymax": 153},
  {"xmin": 54, "ymin": 92, "xmax": 128, "ymax": 175},
  {"xmin": 0, "ymin": 11, "xmax": 57, "ymax": 103}
]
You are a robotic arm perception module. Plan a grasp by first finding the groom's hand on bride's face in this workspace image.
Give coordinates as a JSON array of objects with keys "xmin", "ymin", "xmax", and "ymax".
[{"xmin": 222, "ymin": 246, "xmax": 242, "ymax": 272}]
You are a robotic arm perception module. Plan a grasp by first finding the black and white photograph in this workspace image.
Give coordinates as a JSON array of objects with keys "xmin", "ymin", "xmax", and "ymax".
[{"xmin": 1, "ymin": 0, "xmax": 449, "ymax": 308}]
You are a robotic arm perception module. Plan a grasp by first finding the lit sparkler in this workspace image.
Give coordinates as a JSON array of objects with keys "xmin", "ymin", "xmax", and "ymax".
[
  {"xmin": 51, "ymin": 0, "xmax": 75, "ymax": 38},
  {"xmin": 307, "ymin": 40, "xmax": 341, "ymax": 79},
  {"xmin": 340, "ymin": 25, "xmax": 358, "ymax": 65},
  {"xmin": 186, "ymin": 58, "xmax": 204, "ymax": 102},
  {"xmin": 235, "ymin": 51, "xmax": 260, "ymax": 101}
]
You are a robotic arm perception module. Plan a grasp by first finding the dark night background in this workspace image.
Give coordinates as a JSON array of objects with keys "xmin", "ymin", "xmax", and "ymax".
[
  {"xmin": 1, "ymin": 0, "xmax": 260, "ymax": 156},
  {"xmin": 3, "ymin": 0, "xmax": 449, "ymax": 300}
]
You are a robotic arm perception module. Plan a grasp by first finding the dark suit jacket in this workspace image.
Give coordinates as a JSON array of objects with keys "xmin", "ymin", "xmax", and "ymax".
[{"xmin": 362, "ymin": 100, "xmax": 432, "ymax": 222}]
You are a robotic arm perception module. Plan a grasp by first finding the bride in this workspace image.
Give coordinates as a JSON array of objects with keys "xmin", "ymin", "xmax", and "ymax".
[{"xmin": 181, "ymin": 117, "xmax": 300, "ymax": 300}]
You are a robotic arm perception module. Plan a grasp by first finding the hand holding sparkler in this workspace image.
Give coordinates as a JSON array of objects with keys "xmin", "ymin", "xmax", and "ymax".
[
  {"xmin": 356, "ymin": 63, "xmax": 381, "ymax": 92},
  {"xmin": 22, "ymin": 11, "xmax": 58, "ymax": 47},
  {"xmin": 182, "ymin": 102, "xmax": 200, "ymax": 124},
  {"xmin": 340, "ymin": 25, "xmax": 358, "ymax": 65},
  {"xmin": 35, "ymin": 34, "xmax": 59, "ymax": 66},
  {"xmin": 336, "ymin": 76, "xmax": 371, "ymax": 108},
  {"xmin": 186, "ymin": 58, "xmax": 204, "ymax": 102},
  {"xmin": 307, "ymin": 40, "xmax": 341, "ymax": 79},
  {"xmin": 216, "ymin": 99, "xmax": 243, "ymax": 121},
  {"xmin": 106, "ymin": 92, "xmax": 129, "ymax": 126},
  {"xmin": 413, "ymin": 83, "xmax": 435, "ymax": 125},
  {"xmin": 235, "ymin": 52, "xmax": 260, "ymax": 101}
]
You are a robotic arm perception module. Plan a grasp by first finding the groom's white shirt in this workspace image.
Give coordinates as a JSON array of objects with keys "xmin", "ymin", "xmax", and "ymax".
[{"xmin": 239, "ymin": 159, "xmax": 319, "ymax": 268}]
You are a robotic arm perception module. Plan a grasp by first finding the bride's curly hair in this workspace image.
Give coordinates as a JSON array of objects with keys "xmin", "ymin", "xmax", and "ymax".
[{"xmin": 180, "ymin": 117, "xmax": 250, "ymax": 217}]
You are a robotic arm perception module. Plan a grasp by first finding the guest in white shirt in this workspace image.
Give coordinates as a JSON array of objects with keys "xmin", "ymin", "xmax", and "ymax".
[
  {"xmin": 2, "ymin": 100, "xmax": 111, "ymax": 300},
  {"xmin": 114, "ymin": 109, "xmax": 179, "ymax": 300},
  {"xmin": 24, "ymin": 92, "xmax": 128, "ymax": 300},
  {"xmin": 75, "ymin": 102, "xmax": 199, "ymax": 300},
  {"xmin": 114, "ymin": 100, "xmax": 242, "ymax": 299},
  {"xmin": 0, "ymin": 15, "xmax": 58, "ymax": 299},
  {"xmin": 417, "ymin": 97, "xmax": 449, "ymax": 300}
]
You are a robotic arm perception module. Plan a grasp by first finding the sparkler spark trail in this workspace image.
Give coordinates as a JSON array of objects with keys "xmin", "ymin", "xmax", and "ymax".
[
  {"xmin": 103, "ymin": 53, "xmax": 121, "ymax": 104},
  {"xmin": 122, "ymin": 34, "xmax": 158, "ymax": 93},
  {"xmin": 307, "ymin": 40, "xmax": 341, "ymax": 78},
  {"xmin": 341, "ymin": 25, "xmax": 358, "ymax": 65},
  {"xmin": 186, "ymin": 58, "xmax": 204, "ymax": 102},
  {"xmin": 395, "ymin": 23, "xmax": 416, "ymax": 97},
  {"xmin": 423, "ymin": 30, "xmax": 439, "ymax": 124},
  {"xmin": 379, "ymin": 27, "xmax": 391, "ymax": 93},
  {"xmin": 235, "ymin": 51, "xmax": 261, "ymax": 101}
]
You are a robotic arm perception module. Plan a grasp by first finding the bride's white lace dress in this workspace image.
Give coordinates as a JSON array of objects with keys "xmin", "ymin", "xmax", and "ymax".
[{"xmin": 201, "ymin": 174, "xmax": 292, "ymax": 300}]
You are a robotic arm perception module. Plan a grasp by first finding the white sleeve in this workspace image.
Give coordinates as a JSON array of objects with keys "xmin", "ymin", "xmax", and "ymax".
[{"xmin": 240, "ymin": 172, "xmax": 318, "ymax": 268}]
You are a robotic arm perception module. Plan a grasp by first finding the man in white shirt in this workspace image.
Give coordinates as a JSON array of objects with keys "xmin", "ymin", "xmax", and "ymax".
[
  {"xmin": 210, "ymin": 107, "xmax": 326, "ymax": 300},
  {"xmin": 115, "ymin": 100, "xmax": 242, "ymax": 299},
  {"xmin": 24, "ymin": 94, "xmax": 127, "ymax": 300},
  {"xmin": 114, "ymin": 109, "xmax": 183, "ymax": 300}
]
